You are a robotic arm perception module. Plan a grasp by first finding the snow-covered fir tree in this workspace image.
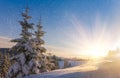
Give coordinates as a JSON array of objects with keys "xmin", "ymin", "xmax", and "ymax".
[
  {"xmin": 33, "ymin": 22, "xmax": 60, "ymax": 71},
  {"xmin": 32, "ymin": 21, "xmax": 48, "ymax": 72},
  {"xmin": 7, "ymin": 7, "xmax": 59, "ymax": 78},
  {"xmin": 7, "ymin": 8, "xmax": 42, "ymax": 78},
  {"xmin": 51, "ymin": 55, "xmax": 59, "ymax": 69},
  {"xmin": 3, "ymin": 53, "xmax": 11, "ymax": 78},
  {"xmin": 0, "ymin": 52, "xmax": 4, "ymax": 78},
  {"xmin": 0, "ymin": 53, "xmax": 11, "ymax": 78}
]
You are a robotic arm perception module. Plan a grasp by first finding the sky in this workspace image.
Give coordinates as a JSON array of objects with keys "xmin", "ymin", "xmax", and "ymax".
[{"xmin": 0, "ymin": 0, "xmax": 120, "ymax": 58}]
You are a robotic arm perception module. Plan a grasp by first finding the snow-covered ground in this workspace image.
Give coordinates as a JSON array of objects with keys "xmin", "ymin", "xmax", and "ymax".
[
  {"xmin": 25, "ymin": 60, "xmax": 120, "ymax": 78},
  {"xmin": 25, "ymin": 60, "xmax": 91, "ymax": 78}
]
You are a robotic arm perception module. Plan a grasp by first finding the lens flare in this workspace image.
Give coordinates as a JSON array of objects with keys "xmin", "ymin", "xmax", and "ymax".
[{"xmin": 58, "ymin": 14, "xmax": 120, "ymax": 58}]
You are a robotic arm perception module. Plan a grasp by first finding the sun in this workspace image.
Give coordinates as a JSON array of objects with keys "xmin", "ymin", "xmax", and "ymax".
[{"xmin": 83, "ymin": 43, "xmax": 108, "ymax": 58}]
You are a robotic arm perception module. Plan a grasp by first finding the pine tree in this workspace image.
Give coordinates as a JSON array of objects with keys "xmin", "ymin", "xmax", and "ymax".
[
  {"xmin": 32, "ymin": 21, "xmax": 47, "ymax": 72},
  {"xmin": 0, "ymin": 52, "xmax": 4, "ymax": 78},
  {"xmin": 34, "ymin": 21, "xmax": 46, "ymax": 53},
  {"xmin": 7, "ymin": 7, "xmax": 59, "ymax": 78},
  {"xmin": 52, "ymin": 55, "xmax": 59, "ymax": 69},
  {"xmin": 3, "ymin": 53, "xmax": 11, "ymax": 78},
  {"xmin": 46, "ymin": 53, "xmax": 59, "ymax": 71},
  {"xmin": 33, "ymin": 22, "xmax": 59, "ymax": 72},
  {"xmin": 0, "ymin": 53, "xmax": 11, "ymax": 78},
  {"xmin": 7, "ymin": 8, "xmax": 41, "ymax": 78}
]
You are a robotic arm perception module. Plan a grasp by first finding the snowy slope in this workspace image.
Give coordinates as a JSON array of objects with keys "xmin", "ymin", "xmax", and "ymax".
[
  {"xmin": 25, "ymin": 63, "xmax": 96, "ymax": 78},
  {"xmin": 25, "ymin": 60, "xmax": 120, "ymax": 78},
  {"xmin": 25, "ymin": 61, "xmax": 92, "ymax": 78}
]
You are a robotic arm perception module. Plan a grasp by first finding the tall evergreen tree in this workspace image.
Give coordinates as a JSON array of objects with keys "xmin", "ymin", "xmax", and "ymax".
[
  {"xmin": 7, "ymin": 7, "xmax": 59, "ymax": 78},
  {"xmin": 7, "ymin": 8, "xmax": 41, "ymax": 78}
]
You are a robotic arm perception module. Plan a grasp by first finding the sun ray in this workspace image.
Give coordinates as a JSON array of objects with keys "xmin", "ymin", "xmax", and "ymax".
[{"xmin": 58, "ymin": 14, "xmax": 120, "ymax": 58}]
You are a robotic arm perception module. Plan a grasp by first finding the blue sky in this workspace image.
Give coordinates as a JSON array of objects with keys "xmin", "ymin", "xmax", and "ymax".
[{"xmin": 0, "ymin": 0, "xmax": 120, "ymax": 57}]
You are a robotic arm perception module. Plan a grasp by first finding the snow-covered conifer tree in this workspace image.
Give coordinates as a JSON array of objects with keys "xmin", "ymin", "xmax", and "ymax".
[
  {"xmin": 7, "ymin": 7, "xmax": 59, "ymax": 78},
  {"xmin": 0, "ymin": 53, "xmax": 11, "ymax": 78},
  {"xmin": 32, "ymin": 21, "xmax": 48, "ymax": 72},
  {"xmin": 0, "ymin": 53, "xmax": 4, "ymax": 78},
  {"xmin": 7, "ymin": 8, "xmax": 41, "ymax": 78}
]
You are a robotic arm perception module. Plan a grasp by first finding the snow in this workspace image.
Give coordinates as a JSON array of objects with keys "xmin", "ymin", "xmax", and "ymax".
[
  {"xmin": 7, "ymin": 62, "xmax": 21, "ymax": 78},
  {"xmin": 25, "ymin": 60, "xmax": 86, "ymax": 78},
  {"xmin": 24, "ymin": 43, "xmax": 33, "ymax": 53},
  {"xmin": 25, "ymin": 66, "xmax": 91, "ymax": 78},
  {"xmin": 13, "ymin": 62, "xmax": 20, "ymax": 74},
  {"xmin": 19, "ymin": 53, "xmax": 26, "ymax": 65},
  {"xmin": 25, "ymin": 60, "xmax": 120, "ymax": 78},
  {"xmin": 22, "ymin": 64, "xmax": 29, "ymax": 75}
]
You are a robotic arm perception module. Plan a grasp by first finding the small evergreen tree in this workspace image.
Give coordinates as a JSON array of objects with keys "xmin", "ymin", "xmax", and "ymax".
[
  {"xmin": 0, "ymin": 53, "xmax": 11, "ymax": 78},
  {"xmin": 52, "ymin": 55, "xmax": 59, "ymax": 69},
  {"xmin": 3, "ymin": 53, "xmax": 11, "ymax": 78},
  {"xmin": 45, "ymin": 53, "xmax": 59, "ymax": 71},
  {"xmin": 0, "ymin": 52, "xmax": 4, "ymax": 78}
]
